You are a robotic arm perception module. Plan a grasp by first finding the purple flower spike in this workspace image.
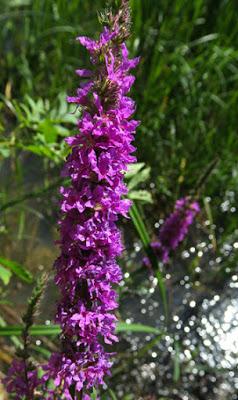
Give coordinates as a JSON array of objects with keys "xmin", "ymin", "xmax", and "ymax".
[
  {"xmin": 158, "ymin": 197, "xmax": 200, "ymax": 252},
  {"xmin": 3, "ymin": 360, "xmax": 42, "ymax": 400},
  {"xmin": 43, "ymin": 3, "xmax": 140, "ymax": 399},
  {"xmin": 147, "ymin": 197, "xmax": 200, "ymax": 266}
]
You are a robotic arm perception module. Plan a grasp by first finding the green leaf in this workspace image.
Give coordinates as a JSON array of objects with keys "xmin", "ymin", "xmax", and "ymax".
[
  {"xmin": 0, "ymin": 322, "xmax": 160, "ymax": 336},
  {"xmin": 22, "ymin": 144, "xmax": 56, "ymax": 160},
  {"xmin": 0, "ymin": 325, "xmax": 60, "ymax": 336},
  {"xmin": 108, "ymin": 389, "xmax": 118, "ymax": 400},
  {"xmin": 128, "ymin": 190, "xmax": 153, "ymax": 203},
  {"xmin": 116, "ymin": 322, "xmax": 160, "ymax": 334},
  {"xmin": 54, "ymin": 124, "xmax": 69, "ymax": 137},
  {"xmin": 129, "ymin": 203, "xmax": 150, "ymax": 247},
  {"xmin": 38, "ymin": 119, "xmax": 58, "ymax": 143},
  {"xmin": 189, "ymin": 33, "xmax": 219, "ymax": 47},
  {"xmin": 127, "ymin": 166, "xmax": 151, "ymax": 190},
  {"xmin": 0, "ymin": 327, "xmax": 22, "ymax": 336},
  {"xmin": 0, "ymin": 317, "xmax": 23, "ymax": 348},
  {"xmin": 0, "ymin": 265, "xmax": 12, "ymax": 285},
  {"xmin": 0, "ymin": 143, "xmax": 10, "ymax": 158},
  {"xmin": 9, "ymin": 0, "xmax": 31, "ymax": 7},
  {"xmin": 125, "ymin": 162, "xmax": 145, "ymax": 179},
  {"xmin": 91, "ymin": 388, "xmax": 98, "ymax": 400},
  {"xmin": 31, "ymin": 325, "xmax": 61, "ymax": 335},
  {"xmin": 173, "ymin": 341, "xmax": 181, "ymax": 382},
  {"xmin": 32, "ymin": 344, "xmax": 51, "ymax": 358},
  {"xmin": 0, "ymin": 256, "xmax": 33, "ymax": 283}
]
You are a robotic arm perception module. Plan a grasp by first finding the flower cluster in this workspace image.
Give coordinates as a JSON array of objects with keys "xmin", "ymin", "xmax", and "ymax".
[
  {"xmin": 144, "ymin": 197, "xmax": 200, "ymax": 266},
  {"xmin": 43, "ymin": 3, "xmax": 140, "ymax": 399},
  {"xmin": 3, "ymin": 359, "xmax": 42, "ymax": 400}
]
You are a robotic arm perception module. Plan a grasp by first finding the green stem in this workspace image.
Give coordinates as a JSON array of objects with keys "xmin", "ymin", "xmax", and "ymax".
[{"xmin": 129, "ymin": 202, "xmax": 168, "ymax": 320}]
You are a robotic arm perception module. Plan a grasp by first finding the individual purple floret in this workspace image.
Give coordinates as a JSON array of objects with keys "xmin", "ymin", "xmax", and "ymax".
[
  {"xmin": 145, "ymin": 197, "xmax": 200, "ymax": 266},
  {"xmin": 43, "ymin": 2, "xmax": 139, "ymax": 398}
]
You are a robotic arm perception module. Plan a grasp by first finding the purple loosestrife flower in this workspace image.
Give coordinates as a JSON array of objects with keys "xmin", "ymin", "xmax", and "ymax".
[
  {"xmin": 3, "ymin": 359, "xmax": 42, "ymax": 400},
  {"xmin": 145, "ymin": 197, "xmax": 200, "ymax": 267},
  {"xmin": 44, "ymin": 2, "xmax": 140, "ymax": 398},
  {"xmin": 158, "ymin": 197, "xmax": 200, "ymax": 251}
]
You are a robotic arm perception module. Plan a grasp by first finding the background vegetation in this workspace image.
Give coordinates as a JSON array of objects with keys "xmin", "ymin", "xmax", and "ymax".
[{"xmin": 1, "ymin": 0, "xmax": 238, "ymax": 399}]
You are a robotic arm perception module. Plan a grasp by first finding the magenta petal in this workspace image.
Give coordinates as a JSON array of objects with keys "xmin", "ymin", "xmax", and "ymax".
[{"xmin": 75, "ymin": 68, "xmax": 92, "ymax": 77}]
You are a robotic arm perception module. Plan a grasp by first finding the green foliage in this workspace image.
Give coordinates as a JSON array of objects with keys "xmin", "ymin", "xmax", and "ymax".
[
  {"xmin": 1, "ymin": 93, "xmax": 77, "ymax": 164},
  {"xmin": 126, "ymin": 162, "xmax": 153, "ymax": 203},
  {"xmin": 130, "ymin": 0, "xmax": 238, "ymax": 206},
  {"xmin": 1, "ymin": 0, "xmax": 238, "ymax": 398},
  {"xmin": 0, "ymin": 256, "xmax": 33, "ymax": 283},
  {"xmin": 0, "ymin": 265, "xmax": 12, "ymax": 285}
]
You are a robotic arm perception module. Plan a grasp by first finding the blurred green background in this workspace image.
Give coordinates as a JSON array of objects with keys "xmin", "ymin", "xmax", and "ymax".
[
  {"xmin": 1, "ymin": 0, "xmax": 238, "ymax": 207},
  {"xmin": 1, "ymin": 0, "xmax": 238, "ymax": 399}
]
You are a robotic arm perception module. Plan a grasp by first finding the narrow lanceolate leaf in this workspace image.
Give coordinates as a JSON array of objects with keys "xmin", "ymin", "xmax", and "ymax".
[
  {"xmin": 0, "ymin": 265, "xmax": 12, "ymax": 285},
  {"xmin": 125, "ymin": 162, "xmax": 145, "ymax": 179},
  {"xmin": 0, "ymin": 317, "xmax": 23, "ymax": 349},
  {"xmin": 0, "ymin": 256, "xmax": 33, "ymax": 283},
  {"xmin": 91, "ymin": 388, "xmax": 98, "ymax": 400},
  {"xmin": 129, "ymin": 203, "xmax": 150, "ymax": 247},
  {"xmin": 116, "ymin": 322, "xmax": 161, "ymax": 334},
  {"xmin": 128, "ymin": 190, "xmax": 153, "ymax": 203},
  {"xmin": 173, "ymin": 341, "xmax": 181, "ymax": 382},
  {"xmin": 108, "ymin": 389, "xmax": 118, "ymax": 400},
  {"xmin": 0, "ymin": 322, "xmax": 160, "ymax": 336},
  {"xmin": 127, "ymin": 166, "xmax": 151, "ymax": 190},
  {"xmin": 0, "ymin": 325, "xmax": 60, "ymax": 336}
]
